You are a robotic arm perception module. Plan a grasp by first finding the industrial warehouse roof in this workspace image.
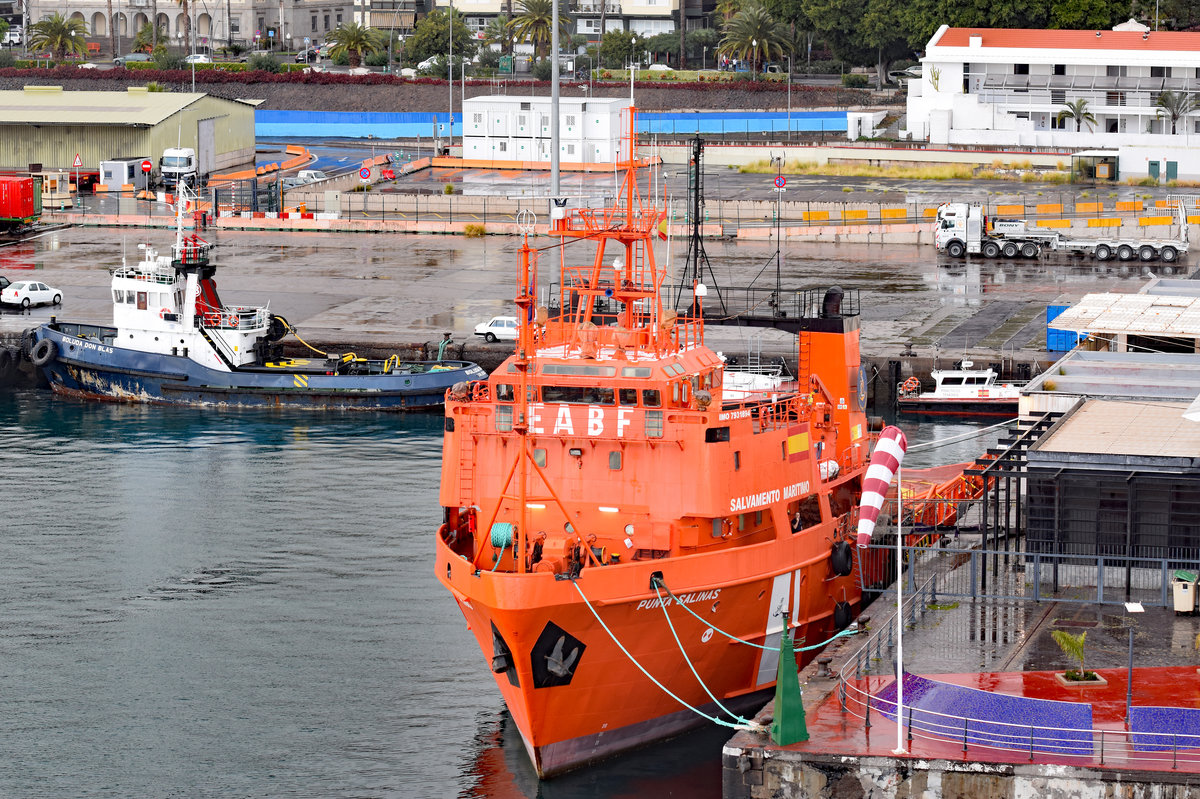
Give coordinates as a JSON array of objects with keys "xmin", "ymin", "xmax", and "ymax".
[
  {"xmin": 1048, "ymin": 292, "xmax": 1200, "ymax": 336},
  {"xmin": 1031, "ymin": 399, "xmax": 1200, "ymax": 464},
  {"xmin": 1025, "ymin": 351, "xmax": 1200, "ymax": 402},
  {"xmin": 0, "ymin": 87, "xmax": 254, "ymax": 127}
]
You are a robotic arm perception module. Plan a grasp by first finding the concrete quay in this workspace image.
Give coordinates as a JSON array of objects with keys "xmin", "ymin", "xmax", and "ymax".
[{"xmin": 723, "ymin": 535, "xmax": 1200, "ymax": 799}]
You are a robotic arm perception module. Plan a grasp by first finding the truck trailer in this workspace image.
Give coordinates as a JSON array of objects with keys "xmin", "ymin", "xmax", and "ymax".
[{"xmin": 934, "ymin": 200, "xmax": 1192, "ymax": 263}]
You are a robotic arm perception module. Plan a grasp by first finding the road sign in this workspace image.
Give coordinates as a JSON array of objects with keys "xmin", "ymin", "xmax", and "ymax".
[
  {"xmin": 141, "ymin": 159, "xmax": 153, "ymax": 173},
  {"xmin": 305, "ymin": 37, "xmax": 310, "ymax": 45},
  {"xmin": 774, "ymin": 175, "xmax": 786, "ymax": 188},
  {"xmin": 359, "ymin": 167, "xmax": 371, "ymax": 182},
  {"xmin": 72, "ymin": 153, "xmax": 82, "ymax": 168}
]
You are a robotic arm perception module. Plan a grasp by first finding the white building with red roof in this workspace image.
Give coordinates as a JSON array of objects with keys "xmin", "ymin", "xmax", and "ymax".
[{"xmin": 906, "ymin": 21, "xmax": 1200, "ymax": 177}]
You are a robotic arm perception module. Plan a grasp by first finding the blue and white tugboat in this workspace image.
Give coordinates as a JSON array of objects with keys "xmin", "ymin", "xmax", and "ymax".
[{"xmin": 25, "ymin": 204, "xmax": 485, "ymax": 410}]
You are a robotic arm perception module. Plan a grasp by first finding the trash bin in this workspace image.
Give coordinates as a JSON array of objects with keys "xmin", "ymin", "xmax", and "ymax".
[{"xmin": 1173, "ymin": 570, "xmax": 1198, "ymax": 614}]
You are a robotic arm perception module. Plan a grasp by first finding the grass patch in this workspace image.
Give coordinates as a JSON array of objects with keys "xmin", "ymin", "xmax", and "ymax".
[
  {"xmin": 463, "ymin": 223, "xmax": 486, "ymax": 238},
  {"xmin": 738, "ymin": 158, "xmax": 1069, "ymax": 184},
  {"xmin": 928, "ymin": 601, "xmax": 960, "ymax": 611}
]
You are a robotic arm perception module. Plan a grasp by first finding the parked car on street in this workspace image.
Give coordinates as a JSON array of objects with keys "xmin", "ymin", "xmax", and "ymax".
[
  {"xmin": 1, "ymin": 280, "xmax": 61, "ymax": 308},
  {"xmin": 3, "ymin": 30, "xmax": 21, "ymax": 46},
  {"xmin": 295, "ymin": 47, "xmax": 319, "ymax": 63},
  {"xmin": 183, "ymin": 53, "xmax": 212, "ymax": 64},
  {"xmin": 112, "ymin": 53, "xmax": 151, "ymax": 66},
  {"xmin": 474, "ymin": 316, "xmax": 519, "ymax": 343},
  {"xmin": 647, "ymin": 63, "xmax": 673, "ymax": 72},
  {"xmin": 0, "ymin": 276, "xmax": 10, "ymax": 293}
]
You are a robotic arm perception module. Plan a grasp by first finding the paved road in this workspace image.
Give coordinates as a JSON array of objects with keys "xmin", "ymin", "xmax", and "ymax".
[{"xmin": 1, "ymin": 227, "xmax": 1189, "ymax": 364}]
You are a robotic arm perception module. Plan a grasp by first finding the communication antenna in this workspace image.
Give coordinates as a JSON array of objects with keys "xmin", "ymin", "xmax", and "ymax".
[{"xmin": 673, "ymin": 135, "xmax": 724, "ymax": 316}]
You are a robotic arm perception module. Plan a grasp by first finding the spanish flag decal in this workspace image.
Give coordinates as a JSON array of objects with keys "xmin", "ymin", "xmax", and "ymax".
[{"xmin": 786, "ymin": 424, "xmax": 810, "ymax": 462}]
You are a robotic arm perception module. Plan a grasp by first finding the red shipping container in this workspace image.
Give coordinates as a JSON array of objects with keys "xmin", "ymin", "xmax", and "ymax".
[{"xmin": 0, "ymin": 176, "xmax": 35, "ymax": 221}]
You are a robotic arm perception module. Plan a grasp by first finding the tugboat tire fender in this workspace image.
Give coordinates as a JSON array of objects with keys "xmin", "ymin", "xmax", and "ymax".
[
  {"xmin": 30, "ymin": 338, "xmax": 57, "ymax": 367},
  {"xmin": 830, "ymin": 541, "xmax": 854, "ymax": 576}
]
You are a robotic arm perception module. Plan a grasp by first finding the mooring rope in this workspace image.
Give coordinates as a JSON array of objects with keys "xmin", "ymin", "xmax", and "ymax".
[
  {"xmin": 570, "ymin": 579, "xmax": 764, "ymax": 733},
  {"xmin": 652, "ymin": 582, "xmax": 754, "ymax": 726},
  {"xmin": 653, "ymin": 578, "xmax": 861, "ymax": 652}
]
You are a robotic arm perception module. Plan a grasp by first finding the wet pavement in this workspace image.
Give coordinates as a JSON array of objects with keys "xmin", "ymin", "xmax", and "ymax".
[{"xmin": 1, "ymin": 227, "xmax": 1192, "ymax": 362}]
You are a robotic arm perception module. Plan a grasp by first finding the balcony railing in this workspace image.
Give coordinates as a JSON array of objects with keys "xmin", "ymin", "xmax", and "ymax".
[{"xmin": 572, "ymin": 2, "xmax": 621, "ymax": 13}]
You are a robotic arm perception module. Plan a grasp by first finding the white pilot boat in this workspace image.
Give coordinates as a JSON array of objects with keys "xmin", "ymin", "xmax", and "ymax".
[{"xmin": 897, "ymin": 361, "xmax": 1021, "ymax": 417}]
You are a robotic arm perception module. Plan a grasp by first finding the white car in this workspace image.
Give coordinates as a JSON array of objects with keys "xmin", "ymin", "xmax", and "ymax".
[
  {"xmin": 474, "ymin": 316, "xmax": 519, "ymax": 343},
  {"xmin": 647, "ymin": 64, "xmax": 673, "ymax": 72},
  {"xmin": 184, "ymin": 54, "xmax": 212, "ymax": 64},
  {"xmin": 1, "ymin": 280, "xmax": 61, "ymax": 308}
]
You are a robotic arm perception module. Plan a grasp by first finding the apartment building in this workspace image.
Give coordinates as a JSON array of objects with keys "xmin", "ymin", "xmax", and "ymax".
[
  {"xmin": 431, "ymin": 0, "xmax": 679, "ymax": 42},
  {"xmin": 907, "ymin": 22, "xmax": 1200, "ymax": 149},
  {"xmin": 30, "ymin": 0, "xmax": 352, "ymax": 49}
]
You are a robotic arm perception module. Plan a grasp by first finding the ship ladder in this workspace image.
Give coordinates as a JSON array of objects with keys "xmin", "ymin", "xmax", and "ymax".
[
  {"xmin": 797, "ymin": 330, "xmax": 812, "ymax": 389},
  {"xmin": 458, "ymin": 433, "xmax": 475, "ymax": 504}
]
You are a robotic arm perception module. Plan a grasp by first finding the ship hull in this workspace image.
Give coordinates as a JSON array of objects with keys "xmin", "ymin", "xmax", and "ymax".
[
  {"xmin": 897, "ymin": 397, "xmax": 1018, "ymax": 417},
  {"xmin": 436, "ymin": 525, "xmax": 862, "ymax": 777},
  {"xmin": 31, "ymin": 324, "xmax": 485, "ymax": 411}
]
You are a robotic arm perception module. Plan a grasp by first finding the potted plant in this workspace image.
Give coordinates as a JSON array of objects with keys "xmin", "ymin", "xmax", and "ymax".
[{"xmin": 1052, "ymin": 630, "xmax": 1107, "ymax": 686}]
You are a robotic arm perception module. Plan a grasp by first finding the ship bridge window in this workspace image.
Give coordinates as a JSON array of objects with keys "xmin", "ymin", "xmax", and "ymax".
[
  {"xmin": 642, "ymin": 389, "xmax": 661, "ymax": 407},
  {"xmin": 940, "ymin": 376, "xmax": 964, "ymax": 385},
  {"xmin": 495, "ymin": 406, "xmax": 514, "ymax": 432},
  {"xmin": 966, "ymin": 376, "xmax": 987, "ymax": 385},
  {"xmin": 621, "ymin": 367, "xmax": 652, "ymax": 378},
  {"xmin": 705, "ymin": 426, "xmax": 730, "ymax": 442},
  {"xmin": 543, "ymin": 364, "xmax": 616, "ymax": 377},
  {"xmin": 645, "ymin": 410, "xmax": 664, "ymax": 438},
  {"xmin": 609, "ymin": 451, "xmax": 622, "ymax": 470},
  {"xmin": 619, "ymin": 388, "xmax": 638, "ymax": 405},
  {"xmin": 496, "ymin": 383, "xmax": 515, "ymax": 401},
  {"xmin": 543, "ymin": 385, "xmax": 615, "ymax": 404},
  {"xmin": 533, "ymin": 448, "xmax": 547, "ymax": 467}
]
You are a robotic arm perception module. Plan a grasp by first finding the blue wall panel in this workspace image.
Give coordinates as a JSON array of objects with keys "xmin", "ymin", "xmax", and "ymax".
[{"xmin": 255, "ymin": 109, "xmax": 847, "ymax": 139}]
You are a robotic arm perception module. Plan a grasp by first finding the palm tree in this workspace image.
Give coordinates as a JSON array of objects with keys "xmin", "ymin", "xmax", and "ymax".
[
  {"xmin": 482, "ymin": 14, "xmax": 510, "ymax": 50},
  {"xmin": 175, "ymin": 0, "xmax": 190, "ymax": 52},
  {"xmin": 718, "ymin": 3, "xmax": 785, "ymax": 75},
  {"xmin": 1056, "ymin": 98, "xmax": 1096, "ymax": 132},
  {"xmin": 134, "ymin": 21, "xmax": 167, "ymax": 54},
  {"xmin": 714, "ymin": 0, "xmax": 741, "ymax": 25},
  {"xmin": 509, "ymin": 0, "xmax": 571, "ymax": 61},
  {"xmin": 326, "ymin": 21, "xmax": 382, "ymax": 68},
  {"xmin": 152, "ymin": 0, "xmax": 159, "ymax": 48},
  {"xmin": 29, "ymin": 12, "xmax": 89, "ymax": 60},
  {"xmin": 1155, "ymin": 90, "xmax": 1196, "ymax": 135}
]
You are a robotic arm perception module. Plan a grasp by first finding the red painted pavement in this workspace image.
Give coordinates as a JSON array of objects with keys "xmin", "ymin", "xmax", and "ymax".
[{"xmin": 787, "ymin": 667, "xmax": 1200, "ymax": 773}]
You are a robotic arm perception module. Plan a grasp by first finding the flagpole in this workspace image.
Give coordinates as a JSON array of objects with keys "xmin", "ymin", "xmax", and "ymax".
[{"xmin": 893, "ymin": 462, "xmax": 906, "ymax": 755}]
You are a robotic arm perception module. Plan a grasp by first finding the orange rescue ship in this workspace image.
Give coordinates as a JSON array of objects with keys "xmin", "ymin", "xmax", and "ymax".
[{"xmin": 435, "ymin": 108, "xmax": 874, "ymax": 777}]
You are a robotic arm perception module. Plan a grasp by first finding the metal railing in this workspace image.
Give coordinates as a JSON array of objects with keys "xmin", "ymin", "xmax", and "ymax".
[{"xmin": 834, "ymin": 541, "xmax": 1200, "ymax": 771}]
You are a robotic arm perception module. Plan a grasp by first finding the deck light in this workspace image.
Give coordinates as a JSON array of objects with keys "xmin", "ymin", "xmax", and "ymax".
[
  {"xmin": 569, "ymin": 447, "xmax": 583, "ymax": 456},
  {"xmin": 599, "ymin": 506, "xmax": 619, "ymax": 513}
]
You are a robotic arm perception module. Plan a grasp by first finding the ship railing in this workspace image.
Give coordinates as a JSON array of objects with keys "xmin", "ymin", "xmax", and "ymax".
[
  {"xmin": 198, "ymin": 305, "xmax": 270, "ymax": 330},
  {"xmin": 113, "ymin": 264, "xmax": 177, "ymax": 285}
]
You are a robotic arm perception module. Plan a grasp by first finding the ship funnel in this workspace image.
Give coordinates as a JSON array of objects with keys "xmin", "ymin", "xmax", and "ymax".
[{"xmin": 821, "ymin": 286, "xmax": 844, "ymax": 319}]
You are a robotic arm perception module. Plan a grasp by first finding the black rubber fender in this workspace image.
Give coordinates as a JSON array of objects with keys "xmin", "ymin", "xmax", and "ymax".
[
  {"xmin": 833, "ymin": 600, "xmax": 854, "ymax": 630},
  {"xmin": 0, "ymin": 348, "xmax": 11, "ymax": 373},
  {"xmin": 30, "ymin": 338, "xmax": 57, "ymax": 367},
  {"xmin": 21, "ymin": 327, "xmax": 38, "ymax": 359},
  {"xmin": 830, "ymin": 541, "xmax": 854, "ymax": 577}
]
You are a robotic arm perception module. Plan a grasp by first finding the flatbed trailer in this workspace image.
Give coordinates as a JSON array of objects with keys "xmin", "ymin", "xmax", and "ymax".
[{"xmin": 935, "ymin": 197, "xmax": 1196, "ymax": 262}]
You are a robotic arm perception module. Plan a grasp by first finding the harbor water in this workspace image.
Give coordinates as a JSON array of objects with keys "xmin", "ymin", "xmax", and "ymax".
[{"xmin": 0, "ymin": 388, "xmax": 1000, "ymax": 797}]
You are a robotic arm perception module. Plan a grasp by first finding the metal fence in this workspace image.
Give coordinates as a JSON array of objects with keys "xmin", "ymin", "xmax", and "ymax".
[{"xmin": 860, "ymin": 541, "xmax": 1198, "ymax": 612}]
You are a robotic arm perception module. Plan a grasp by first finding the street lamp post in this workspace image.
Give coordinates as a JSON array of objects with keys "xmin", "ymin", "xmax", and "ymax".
[
  {"xmin": 751, "ymin": 37, "xmax": 757, "ymax": 80},
  {"xmin": 448, "ymin": 0, "xmax": 453, "ymax": 150},
  {"xmin": 1125, "ymin": 602, "xmax": 1144, "ymax": 725},
  {"xmin": 785, "ymin": 55, "xmax": 791, "ymax": 142}
]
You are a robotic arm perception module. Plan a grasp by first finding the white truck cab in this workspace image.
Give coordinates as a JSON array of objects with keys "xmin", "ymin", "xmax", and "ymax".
[{"xmin": 159, "ymin": 147, "xmax": 198, "ymax": 190}]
